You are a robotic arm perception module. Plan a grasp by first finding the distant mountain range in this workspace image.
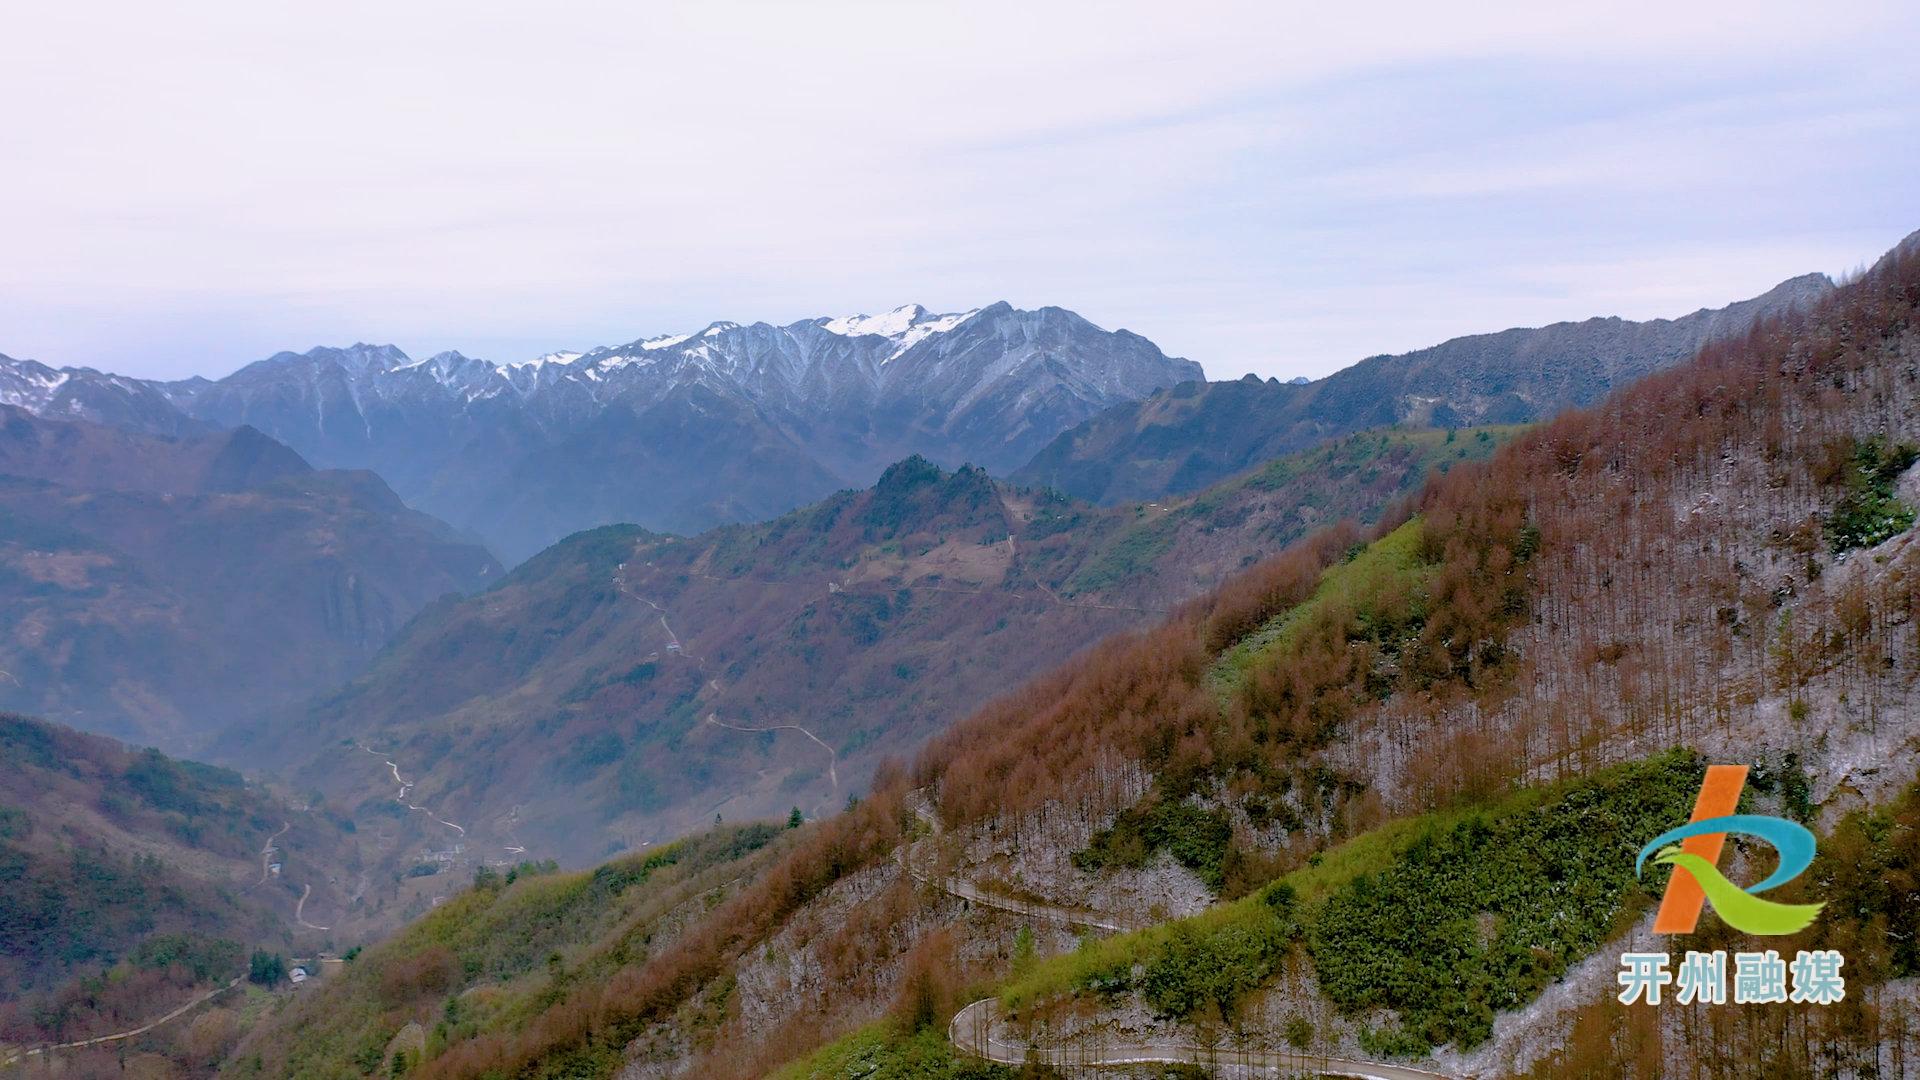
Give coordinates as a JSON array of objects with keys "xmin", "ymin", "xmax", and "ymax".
[
  {"xmin": 2, "ymin": 304, "xmax": 1202, "ymax": 562},
  {"xmin": 0, "ymin": 278, "xmax": 1842, "ymax": 563},
  {"xmin": 0, "ymin": 407, "xmax": 499, "ymax": 748},
  {"xmin": 0, "ymin": 273, "xmax": 1850, "ymax": 764},
  {"xmin": 1013, "ymin": 272, "xmax": 1835, "ymax": 503}
]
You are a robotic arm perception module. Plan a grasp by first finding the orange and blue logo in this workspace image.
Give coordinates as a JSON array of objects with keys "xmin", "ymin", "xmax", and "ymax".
[{"xmin": 1636, "ymin": 764, "xmax": 1824, "ymax": 936}]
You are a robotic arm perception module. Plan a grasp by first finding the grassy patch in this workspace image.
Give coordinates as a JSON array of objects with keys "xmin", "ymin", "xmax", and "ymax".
[
  {"xmin": 1068, "ymin": 516, "xmax": 1179, "ymax": 595},
  {"xmin": 770, "ymin": 1024, "xmax": 1020, "ymax": 1080},
  {"xmin": 1207, "ymin": 518, "xmax": 1431, "ymax": 695}
]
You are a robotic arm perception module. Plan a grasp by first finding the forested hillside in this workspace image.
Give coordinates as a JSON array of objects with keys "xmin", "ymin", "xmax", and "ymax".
[
  {"xmin": 228, "ymin": 234, "xmax": 1920, "ymax": 1078},
  {"xmin": 0, "ymin": 713, "xmax": 361, "ymax": 1072},
  {"xmin": 221, "ymin": 823, "xmax": 792, "ymax": 1079}
]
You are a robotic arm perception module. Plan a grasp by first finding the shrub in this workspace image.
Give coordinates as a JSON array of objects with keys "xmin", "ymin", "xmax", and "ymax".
[
  {"xmin": 1823, "ymin": 436, "xmax": 1919, "ymax": 553},
  {"xmin": 1284, "ymin": 1014, "xmax": 1314, "ymax": 1049},
  {"xmin": 248, "ymin": 951, "xmax": 286, "ymax": 986},
  {"xmin": 380, "ymin": 946, "xmax": 458, "ymax": 1004},
  {"xmin": 1138, "ymin": 914, "xmax": 1293, "ymax": 1022},
  {"xmin": 1307, "ymin": 752, "xmax": 1702, "ymax": 1049},
  {"xmin": 1073, "ymin": 800, "xmax": 1233, "ymax": 891}
]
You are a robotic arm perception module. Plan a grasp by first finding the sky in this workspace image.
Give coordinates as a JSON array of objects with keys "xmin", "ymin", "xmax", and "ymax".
[{"xmin": 2, "ymin": 1, "xmax": 1916, "ymax": 382}]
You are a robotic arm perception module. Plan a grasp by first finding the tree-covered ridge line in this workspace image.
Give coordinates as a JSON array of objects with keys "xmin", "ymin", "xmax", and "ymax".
[
  {"xmin": 0, "ymin": 711, "xmax": 369, "ymax": 1072},
  {"xmin": 254, "ymin": 418, "xmax": 1512, "ymax": 871}
]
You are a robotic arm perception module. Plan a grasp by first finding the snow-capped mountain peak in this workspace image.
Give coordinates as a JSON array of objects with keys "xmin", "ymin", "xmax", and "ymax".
[
  {"xmin": 820, "ymin": 304, "xmax": 929, "ymax": 338},
  {"xmin": 639, "ymin": 332, "xmax": 692, "ymax": 351},
  {"xmin": 819, "ymin": 304, "xmax": 982, "ymax": 360},
  {"xmin": 0, "ymin": 355, "xmax": 71, "ymax": 410},
  {"xmin": 505, "ymin": 350, "xmax": 584, "ymax": 369}
]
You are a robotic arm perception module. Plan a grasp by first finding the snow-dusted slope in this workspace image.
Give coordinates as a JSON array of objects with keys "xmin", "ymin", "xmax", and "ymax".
[{"xmin": 0, "ymin": 352, "xmax": 207, "ymax": 436}]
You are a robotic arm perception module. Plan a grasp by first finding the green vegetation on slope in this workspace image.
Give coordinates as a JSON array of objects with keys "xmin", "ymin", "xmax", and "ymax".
[
  {"xmin": 771, "ymin": 1024, "xmax": 1025, "ymax": 1080},
  {"xmin": 1309, "ymin": 751, "xmax": 1702, "ymax": 1050},
  {"xmin": 1072, "ymin": 512, "xmax": 1520, "ymax": 896},
  {"xmin": 1802, "ymin": 771, "xmax": 1920, "ymax": 982},
  {"xmin": 0, "ymin": 714, "xmax": 297, "ymax": 997},
  {"xmin": 1064, "ymin": 425, "xmax": 1520, "ymax": 597},
  {"xmin": 1004, "ymin": 753, "xmax": 1706, "ymax": 1053},
  {"xmin": 1072, "ymin": 800, "xmax": 1234, "ymax": 892},
  {"xmin": 1822, "ymin": 435, "xmax": 1919, "ymax": 554},
  {"xmin": 224, "ymin": 823, "xmax": 784, "ymax": 1079},
  {"xmin": 1209, "ymin": 516, "xmax": 1431, "ymax": 694},
  {"xmin": 1515, "ymin": 766, "xmax": 1920, "ymax": 1078}
]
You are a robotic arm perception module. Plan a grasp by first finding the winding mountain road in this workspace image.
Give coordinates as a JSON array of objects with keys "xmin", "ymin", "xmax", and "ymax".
[
  {"xmin": 703, "ymin": 713, "xmax": 840, "ymax": 811},
  {"xmin": 294, "ymin": 883, "xmax": 330, "ymax": 932},
  {"xmin": 903, "ymin": 798, "xmax": 1133, "ymax": 933},
  {"xmin": 253, "ymin": 819, "xmax": 331, "ymax": 932},
  {"xmin": 0, "ymin": 978, "xmax": 242, "ymax": 1068},
  {"xmin": 358, "ymin": 745, "xmax": 466, "ymax": 836},
  {"xmin": 618, "ymin": 560, "xmax": 846, "ymax": 817},
  {"xmin": 255, "ymin": 821, "xmax": 290, "ymax": 885}
]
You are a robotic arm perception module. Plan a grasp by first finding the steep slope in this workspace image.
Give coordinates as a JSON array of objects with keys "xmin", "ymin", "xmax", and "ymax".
[
  {"xmin": 0, "ymin": 712, "xmax": 359, "ymax": 1063},
  {"xmin": 0, "ymin": 408, "xmax": 500, "ymax": 749},
  {"xmin": 238, "ymin": 427, "xmax": 1507, "ymax": 868},
  {"xmin": 1015, "ymin": 272, "xmax": 1832, "ymax": 503},
  {"xmin": 237, "ymin": 459, "xmax": 1144, "ymax": 868},
  {"xmin": 239, "ymin": 236, "xmax": 1920, "ymax": 1078}
]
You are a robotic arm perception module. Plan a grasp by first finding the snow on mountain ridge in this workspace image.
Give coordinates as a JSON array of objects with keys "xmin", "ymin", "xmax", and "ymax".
[
  {"xmin": 514, "ymin": 350, "xmax": 585, "ymax": 368},
  {"xmin": 0, "ymin": 357, "xmax": 72, "ymax": 410},
  {"xmin": 820, "ymin": 304, "xmax": 982, "ymax": 360}
]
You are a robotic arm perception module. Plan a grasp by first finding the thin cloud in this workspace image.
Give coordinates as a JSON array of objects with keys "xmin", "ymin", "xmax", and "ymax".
[{"xmin": 0, "ymin": 0, "xmax": 1914, "ymax": 379}]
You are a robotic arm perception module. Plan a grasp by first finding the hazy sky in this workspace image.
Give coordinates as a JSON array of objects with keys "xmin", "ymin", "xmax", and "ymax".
[{"xmin": 3, "ymin": 1, "xmax": 1916, "ymax": 381}]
